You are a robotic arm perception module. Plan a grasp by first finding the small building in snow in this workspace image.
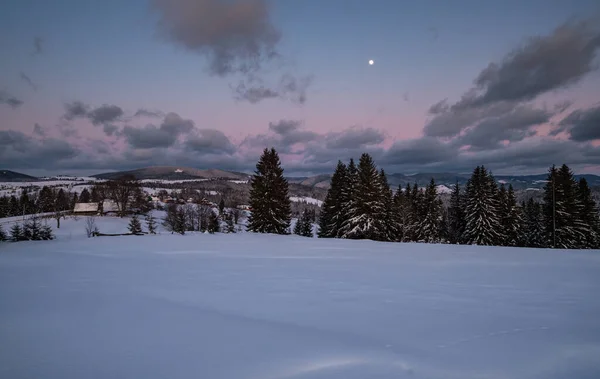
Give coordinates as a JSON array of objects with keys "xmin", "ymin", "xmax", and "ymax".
[
  {"xmin": 73, "ymin": 202, "xmax": 99, "ymax": 215},
  {"xmin": 100, "ymin": 200, "xmax": 119, "ymax": 215}
]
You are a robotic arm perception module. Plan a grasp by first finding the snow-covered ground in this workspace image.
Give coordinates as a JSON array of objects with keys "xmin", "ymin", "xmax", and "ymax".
[
  {"xmin": 1, "ymin": 217, "xmax": 600, "ymax": 378},
  {"xmin": 290, "ymin": 196, "xmax": 323, "ymax": 206}
]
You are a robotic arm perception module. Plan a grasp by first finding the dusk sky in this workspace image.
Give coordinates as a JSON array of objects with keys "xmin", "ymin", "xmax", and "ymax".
[{"xmin": 1, "ymin": 0, "xmax": 600, "ymax": 177}]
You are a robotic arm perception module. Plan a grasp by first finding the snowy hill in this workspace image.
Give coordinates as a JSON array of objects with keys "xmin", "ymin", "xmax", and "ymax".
[{"xmin": 1, "ymin": 216, "xmax": 599, "ymax": 378}]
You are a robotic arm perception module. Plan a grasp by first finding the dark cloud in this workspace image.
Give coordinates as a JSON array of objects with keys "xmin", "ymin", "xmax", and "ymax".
[
  {"xmin": 242, "ymin": 119, "xmax": 318, "ymax": 153},
  {"xmin": 428, "ymin": 99, "xmax": 448, "ymax": 114},
  {"xmin": 455, "ymin": 105, "xmax": 552, "ymax": 150},
  {"xmin": 269, "ymin": 119, "xmax": 301, "ymax": 135},
  {"xmin": 87, "ymin": 104, "xmax": 124, "ymax": 125},
  {"xmin": 33, "ymin": 37, "xmax": 43, "ymax": 55},
  {"xmin": 103, "ymin": 124, "xmax": 120, "ymax": 136},
  {"xmin": 325, "ymin": 127, "xmax": 385, "ymax": 149},
  {"xmin": 232, "ymin": 74, "xmax": 312, "ymax": 104},
  {"xmin": 458, "ymin": 19, "xmax": 600, "ymax": 110},
  {"xmin": 0, "ymin": 130, "xmax": 79, "ymax": 170},
  {"xmin": 0, "ymin": 91, "xmax": 24, "ymax": 109},
  {"xmin": 121, "ymin": 112, "xmax": 195, "ymax": 149},
  {"xmin": 556, "ymin": 106, "xmax": 600, "ymax": 141},
  {"xmin": 19, "ymin": 72, "xmax": 38, "ymax": 91},
  {"xmin": 383, "ymin": 137, "xmax": 457, "ymax": 166},
  {"xmin": 185, "ymin": 129, "xmax": 236, "ymax": 154},
  {"xmin": 134, "ymin": 108, "xmax": 165, "ymax": 118},
  {"xmin": 63, "ymin": 101, "xmax": 90, "ymax": 120},
  {"xmin": 153, "ymin": 0, "xmax": 280, "ymax": 77},
  {"xmin": 33, "ymin": 123, "xmax": 46, "ymax": 137}
]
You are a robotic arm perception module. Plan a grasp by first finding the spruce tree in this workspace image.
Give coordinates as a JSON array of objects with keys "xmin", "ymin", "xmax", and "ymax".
[
  {"xmin": 463, "ymin": 166, "xmax": 503, "ymax": 246},
  {"xmin": 24, "ymin": 218, "xmax": 42, "ymax": 240},
  {"xmin": 294, "ymin": 209, "xmax": 314, "ymax": 237},
  {"xmin": 246, "ymin": 148, "xmax": 292, "ymax": 234},
  {"xmin": 40, "ymin": 223, "xmax": 54, "ymax": 240},
  {"xmin": 340, "ymin": 153, "xmax": 387, "ymax": 240},
  {"xmin": 38, "ymin": 186, "xmax": 55, "ymax": 212},
  {"xmin": 0, "ymin": 225, "xmax": 6, "ymax": 241},
  {"xmin": 576, "ymin": 178, "xmax": 600, "ymax": 249},
  {"xmin": 128, "ymin": 215, "xmax": 143, "ymax": 235},
  {"xmin": 438, "ymin": 205, "xmax": 450, "ymax": 243},
  {"xmin": 318, "ymin": 161, "xmax": 348, "ymax": 238},
  {"xmin": 378, "ymin": 169, "xmax": 397, "ymax": 242},
  {"xmin": 406, "ymin": 183, "xmax": 425, "ymax": 241},
  {"xmin": 392, "ymin": 185, "xmax": 407, "ymax": 242},
  {"xmin": 338, "ymin": 158, "xmax": 359, "ymax": 238},
  {"xmin": 524, "ymin": 198, "xmax": 545, "ymax": 248},
  {"xmin": 447, "ymin": 181, "xmax": 466, "ymax": 244},
  {"xmin": 543, "ymin": 164, "xmax": 584, "ymax": 249},
  {"xmin": 219, "ymin": 198, "xmax": 225, "ymax": 215},
  {"xmin": 504, "ymin": 185, "xmax": 524, "ymax": 246},
  {"xmin": 418, "ymin": 179, "xmax": 442, "ymax": 243},
  {"xmin": 10, "ymin": 224, "xmax": 24, "ymax": 242},
  {"xmin": 225, "ymin": 212, "xmax": 236, "ymax": 233},
  {"xmin": 79, "ymin": 188, "xmax": 91, "ymax": 203},
  {"xmin": 175, "ymin": 207, "xmax": 186, "ymax": 235},
  {"xmin": 145, "ymin": 213, "xmax": 157, "ymax": 234},
  {"xmin": 208, "ymin": 211, "xmax": 220, "ymax": 233}
]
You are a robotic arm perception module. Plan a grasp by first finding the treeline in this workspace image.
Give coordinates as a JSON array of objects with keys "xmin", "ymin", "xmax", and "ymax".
[
  {"xmin": 317, "ymin": 154, "xmax": 600, "ymax": 249},
  {"xmin": 0, "ymin": 186, "xmax": 74, "ymax": 219},
  {"xmin": 0, "ymin": 218, "xmax": 55, "ymax": 242}
]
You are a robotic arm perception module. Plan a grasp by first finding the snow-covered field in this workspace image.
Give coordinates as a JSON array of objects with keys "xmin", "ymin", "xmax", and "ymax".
[
  {"xmin": 290, "ymin": 196, "xmax": 323, "ymax": 206},
  {"xmin": 1, "ymin": 217, "xmax": 600, "ymax": 378}
]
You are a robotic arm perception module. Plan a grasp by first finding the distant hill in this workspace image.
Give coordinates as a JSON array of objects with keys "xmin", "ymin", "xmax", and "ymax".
[
  {"xmin": 296, "ymin": 172, "xmax": 600, "ymax": 190},
  {"xmin": 0, "ymin": 170, "xmax": 38, "ymax": 182},
  {"xmin": 92, "ymin": 166, "xmax": 251, "ymax": 181}
]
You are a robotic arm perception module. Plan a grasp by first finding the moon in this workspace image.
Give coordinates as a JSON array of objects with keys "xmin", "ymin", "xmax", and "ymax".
[{"xmin": 368, "ymin": 59, "xmax": 374, "ymax": 65}]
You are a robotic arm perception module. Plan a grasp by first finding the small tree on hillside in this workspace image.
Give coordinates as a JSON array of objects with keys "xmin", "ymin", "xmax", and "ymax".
[
  {"xmin": 219, "ymin": 198, "xmax": 225, "ymax": 215},
  {"xmin": 0, "ymin": 225, "xmax": 7, "ymax": 242},
  {"xmin": 79, "ymin": 188, "xmax": 91, "ymax": 203},
  {"xmin": 145, "ymin": 213, "xmax": 157, "ymax": 234},
  {"xmin": 128, "ymin": 215, "xmax": 143, "ymax": 235},
  {"xmin": 40, "ymin": 223, "xmax": 55, "ymax": 240},
  {"xmin": 447, "ymin": 181, "xmax": 466, "ymax": 244},
  {"xmin": 207, "ymin": 211, "xmax": 220, "ymax": 234},
  {"xmin": 10, "ymin": 224, "xmax": 24, "ymax": 242},
  {"xmin": 294, "ymin": 209, "xmax": 314, "ymax": 237},
  {"xmin": 224, "ymin": 211, "xmax": 236, "ymax": 233},
  {"xmin": 318, "ymin": 161, "xmax": 348, "ymax": 238},
  {"xmin": 246, "ymin": 148, "xmax": 292, "ymax": 234}
]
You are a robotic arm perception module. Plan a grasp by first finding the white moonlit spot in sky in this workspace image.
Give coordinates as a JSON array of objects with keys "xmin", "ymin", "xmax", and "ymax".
[{"xmin": 369, "ymin": 59, "xmax": 374, "ymax": 65}]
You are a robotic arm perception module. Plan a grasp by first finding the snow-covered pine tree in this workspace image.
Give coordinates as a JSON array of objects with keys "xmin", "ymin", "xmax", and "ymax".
[
  {"xmin": 406, "ymin": 183, "xmax": 425, "ymax": 242},
  {"xmin": 378, "ymin": 169, "xmax": 397, "ymax": 242},
  {"xmin": 340, "ymin": 153, "xmax": 387, "ymax": 240},
  {"xmin": 504, "ymin": 185, "xmax": 525, "ymax": 246},
  {"xmin": 294, "ymin": 209, "xmax": 314, "ymax": 237},
  {"xmin": 145, "ymin": 213, "xmax": 157, "ymax": 234},
  {"xmin": 318, "ymin": 161, "xmax": 348, "ymax": 238},
  {"xmin": 524, "ymin": 198, "xmax": 545, "ymax": 248},
  {"xmin": 438, "ymin": 204, "xmax": 450, "ymax": 243},
  {"xmin": 447, "ymin": 181, "xmax": 466, "ymax": 244},
  {"xmin": 25, "ymin": 217, "xmax": 42, "ymax": 240},
  {"xmin": 218, "ymin": 198, "xmax": 225, "ymax": 215},
  {"xmin": 10, "ymin": 223, "xmax": 24, "ymax": 242},
  {"xmin": 418, "ymin": 179, "xmax": 441, "ymax": 243},
  {"xmin": 337, "ymin": 158, "xmax": 358, "ymax": 238},
  {"xmin": 392, "ymin": 185, "xmax": 407, "ymax": 242},
  {"xmin": 246, "ymin": 148, "xmax": 292, "ymax": 234},
  {"xmin": 128, "ymin": 215, "xmax": 143, "ymax": 235},
  {"xmin": 224, "ymin": 212, "xmax": 236, "ymax": 233},
  {"xmin": 576, "ymin": 177, "xmax": 600, "ymax": 249},
  {"xmin": 40, "ymin": 223, "xmax": 54, "ymax": 240},
  {"xmin": 0, "ymin": 225, "xmax": 7, "ymax": 241},
  {"xmin": 207, "ymin": 211, "xmax": 220, "ymax": 234},
  {"xmin": 463, "ymin": 166, "xmax": 503, "ymax": 246},
  {"xmin": 543, "ymin": 164, "xmax": 584, "ymax": 249}
]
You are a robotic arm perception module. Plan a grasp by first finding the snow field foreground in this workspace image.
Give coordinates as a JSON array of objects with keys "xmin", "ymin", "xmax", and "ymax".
[{"xmin": 1, "ymin": 218, "xmax": 600, "ymax": 378}]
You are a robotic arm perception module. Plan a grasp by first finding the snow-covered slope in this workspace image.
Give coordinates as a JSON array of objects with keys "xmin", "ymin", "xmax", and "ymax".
[{"xmin": 1, "ymin": 219, "xmax": 599, "ymax": 378}]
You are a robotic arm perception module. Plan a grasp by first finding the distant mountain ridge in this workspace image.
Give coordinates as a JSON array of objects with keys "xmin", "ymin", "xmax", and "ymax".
[
  {"xmin": 92, "ymin": 166, "xmax": 251, "ymax": 181},
  {"xmin": 0, "ymin": 170, "xmax": 38, "ymax": 182}
]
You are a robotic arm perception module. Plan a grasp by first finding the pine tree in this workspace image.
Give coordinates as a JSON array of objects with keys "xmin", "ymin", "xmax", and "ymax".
[
  {"xmin": 175, "ymin": 207, "xmax": 186, "ymax": 235},
  {"xmin": 24, "ymin": 218, "xmax": 42, "ymax": 240},
  {"xmin": 0, "ymin": 225, "xmax": 7, "ymax": 242},
  {"xmin": 224, "ymin": 212, "xmax": 236, "ymax": 233},
  {"xmin": 503, "ymin": 185, "xmax": 524, "ymax": 246},
  {"xmin": 208, "ymin": 211, "xmax": 220, "ymax": 233},
  {"xmin": 391, "ymin": 185, "xmax": 407, "ymax": 242},
  {"xmin": 378, "ymin": 169, "xmax": 397, "ymax": 242},
  {"xmin": 294, "ymin": 209, "xmax": 314, "ymax": 237},
  {"xmin": 10, "ymin": 224, "xmax": 24, "ymax": 242},
  {"xmin": 37, "ymin": 186, "xmax": 55, "ymax": 212},
  {"xmin": 128, "ymin": 215, "xmax": 143, "ymax": 235},
  {"xmin": 219, "ymin": 198, "xmax": 225, "ymax": 215},
  {"xmin": 79, "ymin": 188, "xmax": 91, "ymax": 203},
  {"xmin": 524, "ymin": 198, "xmax": 545, "ymax": 248},
  {"xmin": 438, "ymin": 205, "xmax": 450, "ymax": 243},
  {"xmin": 463, "ymin": 166, "xmax": 503, "ymax": 246},
  {"xmin": 543, "ymin": 164, "xmax": 585, "ymax": 249},
  {"xmin": 40, "ymin": 223, "xmax": 54, "ymax": 240},
  {"xmin": 337, "ymin": 158, "xmax": 359, "ymax": 238},
  {"xmin": 145, "ymin": 213, "xmax": 157, "ymax": 234},
  {"xmin": 340, "ymin": 153, "xmax": 387, "ymax": 240},
  {"xmin": 576, "ymin": 178, "xmax": 600, "ymax": 249},
  {"xmin": 417, "ymin": 179, "xmax": 442, "ymax": 243},
  {"xmin": 246, "ymin": 148, "xmax": 292, "ymax": 234},
  {"xmin": 447, "ymin": 181, "xmax": 466, "ymax": 244},
  {"xmin": 406, "ymin": 183, "xmax": 425, "ymax": 241},
  {"xmin": 318, "ymin": 161, "xmax": 348, "ymax": 238}
]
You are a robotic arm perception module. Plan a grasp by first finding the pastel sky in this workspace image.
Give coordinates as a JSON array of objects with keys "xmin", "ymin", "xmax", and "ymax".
[{"xmin": 1, "ymin": 0, "xmax": 600, "ymax": 177}]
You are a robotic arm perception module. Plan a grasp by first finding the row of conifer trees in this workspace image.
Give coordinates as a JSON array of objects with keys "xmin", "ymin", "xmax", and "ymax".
[{"xmin": 317, "ymin": 154, "xmax": 600, "ymax": 249}]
